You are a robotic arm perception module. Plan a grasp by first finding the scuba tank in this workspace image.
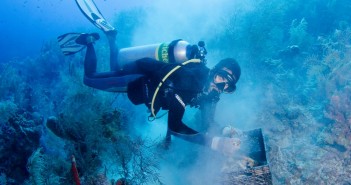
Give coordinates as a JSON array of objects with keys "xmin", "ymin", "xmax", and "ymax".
[{"xmin": 115, "ymin": 40, "xmax": 207, "ymax": 71}]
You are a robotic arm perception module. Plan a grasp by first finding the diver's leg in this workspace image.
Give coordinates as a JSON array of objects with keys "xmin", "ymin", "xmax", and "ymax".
[
  {"xmin": 84, "ymin": 74, "xmax": 141, "ymax": 92},
  {"xmin": 84, "ymin": 43, "xmax": 98, "ymax": 77},
  {"xmin": 105, "ymin": 30, "xmax": 144, "ymax": 75},
  {"xmin": 76, "ymin": 33, "xmax": 140, "ymax": 92},
  {"xmin": 83, "ymin": 42, "xmax": 141, "ymax": 92},
  {"xmin": 105, "ymin": 30, "xmax": 119, "ymax": 71},
  {"xmin": 75, "ymin": 33, "xmax": 100, "ymax": 77}
]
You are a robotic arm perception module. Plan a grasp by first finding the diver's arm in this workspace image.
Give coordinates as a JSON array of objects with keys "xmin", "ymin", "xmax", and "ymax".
[
  {"xmin": 201, "ymin": 100, "xmax": 217, "ymax": 128},
  {"xmin": 167, "ymin": 95, "xmax": 240, "ymax": 155},
  {"xmin": 167, "ymin": 94, "xmax": 213, "ymax": 146},
  {"xmin": 167, "ymin": 96, "xmax": 197, "ymax": 134},
  {"xmin": 200, "ymin": 100, "xmax": 222, "ymax": 135}
]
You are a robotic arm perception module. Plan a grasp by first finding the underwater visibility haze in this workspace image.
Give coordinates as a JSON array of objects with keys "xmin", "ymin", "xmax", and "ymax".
[{"xmin": 0, "ymin": 0, "xmax": 351, "ymax": 184}]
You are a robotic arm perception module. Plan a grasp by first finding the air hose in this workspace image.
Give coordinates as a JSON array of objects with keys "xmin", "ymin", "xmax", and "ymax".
[{"xmin": 150, "ymin": 59, "xmax": 201, "ymax": 119}]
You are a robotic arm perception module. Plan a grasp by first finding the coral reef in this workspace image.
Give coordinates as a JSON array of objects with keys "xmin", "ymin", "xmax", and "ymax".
[
  {"xmin": 256, "ymin": 27, "xmax": 351, "ymax": 184},
  {"xmin": 0, "ymin": 38, "xmax": 163, "ymax": 184}
]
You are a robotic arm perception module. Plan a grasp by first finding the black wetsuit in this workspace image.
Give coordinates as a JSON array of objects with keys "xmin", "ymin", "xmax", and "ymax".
[
  {"xmin": 127, "ymin": 58, "xmax": 219, "ymax": 145},
  {"xmin": 83, "ymin": 42, "xmax": 219, "ymax": 147}
]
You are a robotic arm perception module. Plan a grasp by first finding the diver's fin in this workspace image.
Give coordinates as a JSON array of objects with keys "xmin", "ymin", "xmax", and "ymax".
[
  {"xmin": 75, "ymin": 0, "xmax": 115, "ymax": 32},
  {"xmin": 57, "ymin": 33, "xmax": 86, "ymax": 55}
]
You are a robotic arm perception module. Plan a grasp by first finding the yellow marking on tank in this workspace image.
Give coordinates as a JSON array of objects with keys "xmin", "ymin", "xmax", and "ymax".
[{"xmin": 155, "ymin": 44, "xmax": 161, "ymax": 61}]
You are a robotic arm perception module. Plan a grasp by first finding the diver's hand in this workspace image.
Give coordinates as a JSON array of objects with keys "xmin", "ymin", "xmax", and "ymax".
[{"xmin": 211, "ymin": 137, "xmax": 241, "ymax": 156}]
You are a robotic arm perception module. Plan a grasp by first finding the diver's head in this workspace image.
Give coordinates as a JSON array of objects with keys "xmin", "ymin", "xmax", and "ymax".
[{"xmin": 208, "ymin": 58, "xmax": 241, "ymax": 93}]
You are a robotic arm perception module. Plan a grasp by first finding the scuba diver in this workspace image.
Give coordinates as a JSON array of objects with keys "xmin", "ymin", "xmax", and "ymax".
[{"xmin": 58, "ymin": 0, "xmax": 241, "ymax": 155}]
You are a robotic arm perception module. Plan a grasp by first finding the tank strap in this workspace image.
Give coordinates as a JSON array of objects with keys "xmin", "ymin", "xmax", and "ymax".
[{"xmin": 150, "ymin": 59, "xmax": 201, "ymax": 119}]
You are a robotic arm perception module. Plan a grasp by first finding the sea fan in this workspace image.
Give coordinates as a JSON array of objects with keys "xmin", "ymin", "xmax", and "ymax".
[{"xmin": 26, "ymin": 148, "xmax": 48, "ymax": 185}]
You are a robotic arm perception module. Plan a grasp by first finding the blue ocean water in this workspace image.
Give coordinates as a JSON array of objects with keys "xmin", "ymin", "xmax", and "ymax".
[
  {"xmin": 0, "ymin": 0, "xmax": 145, "ymax": 62},
  {"xmin": 0, "ymin": 0, "xmax": 351, "ymax": 184}
]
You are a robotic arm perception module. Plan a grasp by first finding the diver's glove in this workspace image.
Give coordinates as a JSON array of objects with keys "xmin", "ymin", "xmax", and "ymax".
[{"xmin": 211, "ymin": 137, "xmax": 241, "ymax": 156}]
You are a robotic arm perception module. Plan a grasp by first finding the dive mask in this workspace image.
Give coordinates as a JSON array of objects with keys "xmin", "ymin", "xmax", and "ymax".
[{"xmin": 214, "ymin": 69, "xmax": 237, "ymax": 93}]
